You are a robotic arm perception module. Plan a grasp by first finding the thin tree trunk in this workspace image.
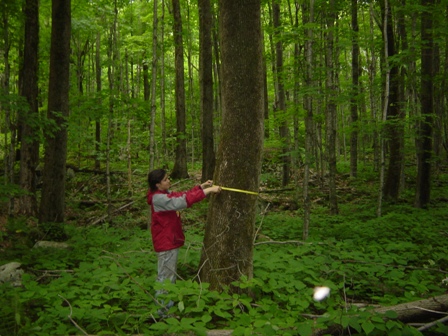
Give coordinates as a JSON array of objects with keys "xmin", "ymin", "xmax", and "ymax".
[
  {"xmin": 105, "ymin": 0, "xmax": 119, "ymax": 222},
  {"xmin": 95, "ymin": 32, "xmax": 101, "ymax": 171},
  {"xmin": 273, "ymin": 0, "xmax": 291, "ymax": 187},
  {"xmin": 170, "ymin": 0, "xmax": 189, "ymax": 179},
  {"xmin": 2, "ymin": 7, "xmax": 16, "ymax": 215},
  {"xmin": 161, "ymin": 1, "xmax": 167, "ymax": 157},
  {"xmin": 302, "ymin": 0, "xmax": 314, "ymax": 240},
  {"xmin": 125, "ymin": 52, "xmax": 132, "ymax": 194},
  {"xmin": 350, "ymin": 0, "xmax": 359, "ymax": 178},
  {"xmin": 186, "ymin": 4, "xmax": 196, "ymax": 169},
  {"xmin": 382, "ymin": 0, "xmax": 404, "ymax": 201},
  {"xmin": 292, "ymin": 2, "xmax": 302, "ymax": 187},
  {"xmin": 149, "ymin": 0, "xmax": 158, "ymax": 170},
  {"xmin": 199, "ymin": 0, "xmax": 215, "ymax": 181},
  {"xmin": 325, "ymin": 0, "xmax": 339, "ymax": 215},
  {"xmin": 368, "ymin": 2, "xmax": 379, "ymax": 172},
  {"xmin": 377, "ymin": 0, "xmax": 390, "ymax": 217},
  {"xmin": 39, "ymin": 0, "xmax": 71, "ymax": 224}
]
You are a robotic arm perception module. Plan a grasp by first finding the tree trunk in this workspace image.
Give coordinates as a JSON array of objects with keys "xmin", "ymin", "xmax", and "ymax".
[
  {"xmin": 325, "ymin": 0, "xmax": 339, "ymax": 215},
  {"xmin": 415, "ymin": 0, "xmax": 434, "ymax": 208},
  {"xmin": 382, "ymin": 0, "xmax": 404, "ymax": 201},
  {"xmin": 273, "ymin": 0, "xmax": 291, "ymax": 187},
  {"xmin": 39, "ymin": 0, "xmax": 71, "ymax": 224},
  {"xmin": 368, "ymin": 2, "xmax": 379, "ymax": 173},
  {"xmin": 350, "ymin": 0, "xmax": 359, "ymax": 178},
  {"xmin": 143, "ymin": 61, "xmax": 149, "ymax": 101},
  {"xmin": 160, "ymin": 1, "xmax": 167, "ymax": 157},
  {"xmin": 170, "ymin": 0, "xmax": 189, "ymax": 179},
  {"xmin": 95, "ymin": 32, "xmax": 101, "ymax": 171},
  {"xmin": 149, "ymin": 0, "xmax": 158, "ymax": 170},
  {"xmin": 199, "ymin": 0, "xmax": 216, "ymax": 182},
  {"xmin": 2, "ymin": 6, "xmax": 15, "ymax": 215},
  {"xmin": 199, "ymin": 0, "xmax": 264, "ymax": 292},
  {"xmin": 302, "ymin": 0, "xmax": 314, "ymax": 240},
  {"xmin": 17, "ymin": 0, "xmax": 40, "ymax": 216},
  {"xmin": 377, "ymin": 0, "xmax": 390, "ymax": 217}
]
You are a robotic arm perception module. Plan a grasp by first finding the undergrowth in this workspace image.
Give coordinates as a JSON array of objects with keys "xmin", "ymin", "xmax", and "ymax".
[{"xmin": 0, "ymin": 167, "xmax": 447, "ymax": 335}]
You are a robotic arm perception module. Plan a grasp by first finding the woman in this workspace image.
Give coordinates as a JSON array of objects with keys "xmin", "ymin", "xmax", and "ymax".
[{"xmin": 146, "ymin": 169, "xmax": 220, "ymax": 312}]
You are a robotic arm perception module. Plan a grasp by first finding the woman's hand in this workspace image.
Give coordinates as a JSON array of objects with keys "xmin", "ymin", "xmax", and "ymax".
[
  {"xmin": 201, "ymin": 180, "xmax": 214, "ymax": 189},
  {"xmin": 203, "ymin": 185, "xmax": 221, "ymax": 196}
]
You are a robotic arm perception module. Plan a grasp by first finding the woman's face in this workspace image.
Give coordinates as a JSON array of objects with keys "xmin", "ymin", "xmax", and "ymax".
[{"xmin": 156, "ymin": 174, "xmax": 171, "ymax": 191}]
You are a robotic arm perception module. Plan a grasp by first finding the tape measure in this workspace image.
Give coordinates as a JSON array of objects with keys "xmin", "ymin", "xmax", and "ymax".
[{"xmin": 218, "ymin": 186, "xmax": 259, "ymax": 195}]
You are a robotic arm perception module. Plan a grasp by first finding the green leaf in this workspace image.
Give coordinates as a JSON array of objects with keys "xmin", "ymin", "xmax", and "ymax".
[
  {"xmin": 296, "ymin": 322, "xmax": 312, "ymax": 336},
  {"xmin": 384, "ymin": 310, "xmax": 398, "ymax": 319},
  {"xmin": 348, "ymin": 317, "xmax": 362, "ymax": 333},
  {"xmin": 254, "ymin": 319, "xmax": 268, "ymax": 327},
  {"xmin": 215, "ymin": 309, "xmax": 232, "ymax": 319},
  {"xmin": 178, "ymin": 301, "xmax": 185, "ymax": 312},
  {"xmin": 362, "ymin": 321, "xmax": 375, "ymax": 335},
  {"xmin": 340, "ymin": 315, "xmax": 350, "ymax": 328},
  {"xmin": 165, "ymin": 317, "xmax": 179, "ymax": 326},
  {"xmin": 201, "ymin": 314, "xmax": 212, "ymax": 323}
]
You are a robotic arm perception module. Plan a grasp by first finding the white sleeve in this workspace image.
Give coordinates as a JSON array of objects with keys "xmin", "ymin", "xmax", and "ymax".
[{"xmin": 152, "ymin": 193, "xmax": 188, "ymax": 212}]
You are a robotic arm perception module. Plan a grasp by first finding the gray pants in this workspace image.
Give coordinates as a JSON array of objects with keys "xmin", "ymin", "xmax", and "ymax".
[{"xmin": 156, "ymin": 248, "xmax": 179, "ymax": 310}]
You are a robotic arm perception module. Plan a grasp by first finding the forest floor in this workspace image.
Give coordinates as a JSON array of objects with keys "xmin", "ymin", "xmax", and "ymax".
[{"xmin": 1, "ymin": 166, "xmax": 447, "ymax": 335}]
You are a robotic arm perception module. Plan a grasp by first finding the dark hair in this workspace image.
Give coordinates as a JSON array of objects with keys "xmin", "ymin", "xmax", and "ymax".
[{"xmin": 148, "ymin": 169, "xmax": 167, "ymax": 191}]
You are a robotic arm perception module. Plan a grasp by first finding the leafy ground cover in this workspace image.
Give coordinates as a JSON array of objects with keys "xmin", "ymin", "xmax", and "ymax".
[{"xmin": 0, "ymin": 167, "xmax": 447, "ymax": 335}]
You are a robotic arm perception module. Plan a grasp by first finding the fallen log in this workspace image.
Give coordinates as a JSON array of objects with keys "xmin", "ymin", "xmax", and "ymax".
[
  {"xmin": 372, "ymin": 294, "xmax": 448, "ymax": 322},
  {"xmin": 314, "ymin": 294, "xmax": 448, "ymax": 335}
]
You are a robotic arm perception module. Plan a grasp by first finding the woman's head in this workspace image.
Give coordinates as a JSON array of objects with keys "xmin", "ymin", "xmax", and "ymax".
[{"xmin": 148, "ymin": 169, "xmax": 167, "ymax": 191}]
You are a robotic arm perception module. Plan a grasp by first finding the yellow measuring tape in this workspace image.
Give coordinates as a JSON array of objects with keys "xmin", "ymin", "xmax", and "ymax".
[{"xmin": 218, "ymin": 186, "xmax": 259, "ymax": 195}]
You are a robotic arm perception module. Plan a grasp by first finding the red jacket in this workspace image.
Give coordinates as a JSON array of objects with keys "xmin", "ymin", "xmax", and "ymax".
[{"xmin": 147, "ymin": 185, "xmax": 206, "ymax": 252}]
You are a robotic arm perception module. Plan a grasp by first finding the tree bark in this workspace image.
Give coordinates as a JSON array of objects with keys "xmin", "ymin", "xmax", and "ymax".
[
  {"xmin": 199, "ymin": 0, "xmax": 264, "ymax": 292},
  {"xmin": 39, "ymin": 0, "xmax": 71, "ymax": 224},
  {"xmin": 350, "ymin": 0, "xmax": 359, "ymax": 178},
  {"xmin": 302, "ymin": 0, "xmax": 314, "ymax": 240},
  {"xmin": 149, "ymin": 0, "xmax": 158, "ymax": 170},
  {"xmin": 382, "ymin": 0, "xmax": 404, "ymax": 201},
  {"xmin": 415, "ymin": 0, "xmax": 434, "ymax": 208},
  {"xmin": 273, "ymin": 0, "xmax": 291, "ymax": 187},
  {"xmin": 325, "ymin": 0, "xmax": 339, "ymax": 215},
  {"xmin": 373, "ymin": 294, "xmax": 448, "ymax": 323},
  {"xmin": 170, "ymin": 0, "xmax": 189, "ymax": 179},
  {"xmin": 94, "ymin": 32, "xmax": 101, "ymax": 171},
  {"xmin": 17, "ymin": 0, "xmax": 40, "ymax": 216},
  {"xmin": 199, "ymin": 0, "xmax": 216, "ymax": 182}
]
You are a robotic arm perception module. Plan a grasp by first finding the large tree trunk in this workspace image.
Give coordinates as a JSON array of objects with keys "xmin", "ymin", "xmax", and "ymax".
[
  {"xmin": 199, "ymin": 0, "xmax": 264, "ymax": 292},
  {"xmin": 17, "ymin": 0, "xmax": 40, "ymax": 216},
  {"xmin": 199, "ymin": 0, "xmax": 215, "ymax": 182},
  {"xmin": 39, "ymin": 0, "xmax": 71, "ymax": 224},
  {"xmin": 415, "ymin": 0, "xmax": 434, "ymax": 208},
  {"xmin": 170, "ymin": 0, "xmax": 189, "ymax": 179}
]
